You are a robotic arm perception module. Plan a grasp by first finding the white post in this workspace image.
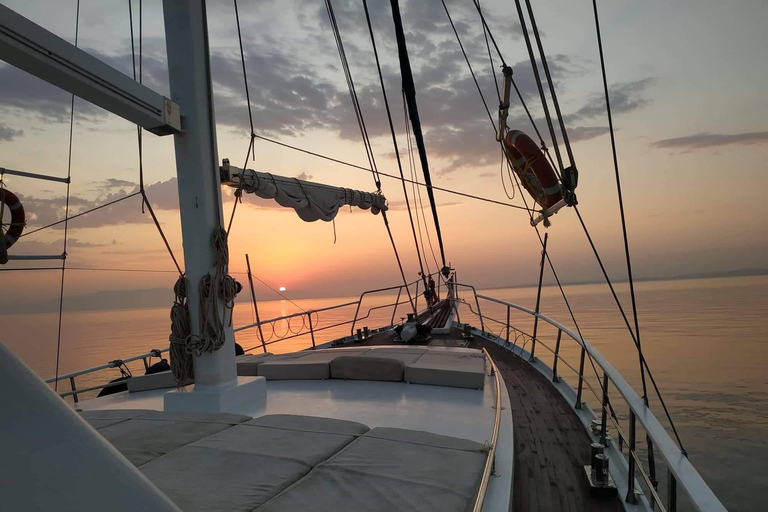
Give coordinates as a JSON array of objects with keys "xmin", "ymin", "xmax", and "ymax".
[{"xmin": 162, "ymin": 0, "xmax": 264, "ymax": 412}]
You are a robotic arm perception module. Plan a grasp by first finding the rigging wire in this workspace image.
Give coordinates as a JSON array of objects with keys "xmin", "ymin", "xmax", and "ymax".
[
  {"xmin": 440, "ymin": 0, "xmax": 494, "ymax": 129},
  {"xmin": 404, "ymin": 94, "xmax": 440, "ymax": 274},
  {"xmin": 253, "ymin": 132, "xmax": 536, "ymax": 212},
  {"xmin": 53, "ymin": 0, "xmax": 80, "ymax": 391},
  {"xmin": 511, "ymin": 0, "xmax": 565, "ymax": 174},
  {"xmin": 389, "ymin": 0, "xmax": 448, "ymax": 271},
  {"xmin": 249, "ymin": 272, "xmax": 306, "ymax": 313},
  {"xmin": 21, "ymin": 192, "xmax": 142, "ymax": 238},
  {"xmin": 227, "ymin": 0, "xmax": 257, "ymax": 235},
  {"xmin": 129, "ymin": 0, "xmax": 182, "ymax": 276},
  {"xmin": 128, "ymin": 0, "xmax": 144, "ymax": 212},
  {"xmin": 356, "ymin": 0, "xmax": 438, "ymax": 313},
  {"xmin": 53, "ymin": 0, "xmax": 80, "ymax": 392},
  {"xmin": 521, "ymin": 0, "xmax": 575, "ymax": 169},
  {"xmin": 477, "ymin": 0, "xmax": 501, "ymax": 103},
  {"xmin": 402, "ymin": 93, "xmax": 432, "ymax": 276},
  {"xmin": 469, "ymin": 0, "xmax": 685, "ymax": 454},
  {"xmin": 326, "ymin": 0, "xmax": 420, "ymax": 300},
  {"xmin": 591, "ymin": 0, "xmax": 648, "ymax": 406},
  {"xmin": 325, "ymin": 0, "xmax": 380, "ymax": 187}
]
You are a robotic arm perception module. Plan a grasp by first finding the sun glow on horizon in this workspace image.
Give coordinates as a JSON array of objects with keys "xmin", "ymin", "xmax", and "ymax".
[{"xmin": 279, "ymin": 286, "xmax": 287, "ymax": 292}]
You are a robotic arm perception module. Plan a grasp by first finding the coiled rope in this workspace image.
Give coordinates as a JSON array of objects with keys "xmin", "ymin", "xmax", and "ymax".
[{"xmin": 169, "ymin": 227, "xmax": 240, "ymax": 384}]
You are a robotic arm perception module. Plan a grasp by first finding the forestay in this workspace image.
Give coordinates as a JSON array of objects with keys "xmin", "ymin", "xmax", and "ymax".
[{"xmin": 221, "ymin": 161, "xmax": 387, "ymax": 222}]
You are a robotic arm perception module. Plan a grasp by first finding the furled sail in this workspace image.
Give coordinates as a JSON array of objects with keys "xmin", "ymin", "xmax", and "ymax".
[{"xmin": 220, "ymin": 160, "xmax": 387, "ymax": 222}]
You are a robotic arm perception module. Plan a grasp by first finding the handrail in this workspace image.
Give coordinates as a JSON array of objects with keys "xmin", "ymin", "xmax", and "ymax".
[
  {"xmin": 233, "ymin": 300, "xmax": 358, "ymax": 333},
  {"xmin": 471, "ymin": 293, "xmax": 726, "ymax": 512},
  {"xmin": 44, "ymin": 348, "xmax": 168, "ymax": 383},
  {"xmin": 473, "ymin": 347, "xmax": 503, "ymax": 512}
]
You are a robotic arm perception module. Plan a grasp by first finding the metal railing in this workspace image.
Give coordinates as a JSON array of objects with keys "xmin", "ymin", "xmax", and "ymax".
[
  {"xmin": 39, "ymin": 277, "xmax": 726, "ymax": 511},
  {"xmin": 452, "ymin": 284, "xmax": 725, "ymax": 512},
  {"xmin": 45, "ymin": 272, "xmax": 444, "ymax": 400},
  {"xmin": 44, "ymin": 348, "xmax": 168, "ymax": 403}
]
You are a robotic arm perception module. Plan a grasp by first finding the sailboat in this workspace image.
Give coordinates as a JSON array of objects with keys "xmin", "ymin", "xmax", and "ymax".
[{"xmin": 0, "ymin": 0, "xmax": 728, "ymax": 511}]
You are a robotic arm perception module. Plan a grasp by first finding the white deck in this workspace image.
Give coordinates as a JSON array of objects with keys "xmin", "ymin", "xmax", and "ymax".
[{"xmin": 78, "ymin": 369, "xmax": 514, "ymax": 511}]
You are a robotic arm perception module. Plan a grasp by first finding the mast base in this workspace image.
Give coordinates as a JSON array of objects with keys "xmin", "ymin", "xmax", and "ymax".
[{"xmin": 164, "ymin": 376, "xmax": 265, "ymax": 414}]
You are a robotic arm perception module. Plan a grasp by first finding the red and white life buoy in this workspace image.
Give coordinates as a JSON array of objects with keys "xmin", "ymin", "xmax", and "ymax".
[
  {"xmin": 1, "ymin": 188, "xmax": 25, "ymax": 256},
  {"xmin": 503, "ymin": 130, "xmax": 563, "ymax": 209}
]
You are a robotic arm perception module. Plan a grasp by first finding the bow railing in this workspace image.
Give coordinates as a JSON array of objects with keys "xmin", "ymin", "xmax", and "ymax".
[
  {"xmin": 44, "ymin": 272, "xmax": 443, "ymax": 403},
  {"xmin": 451, "ymin": 283, "xmax": 725, "ymax": 512}
]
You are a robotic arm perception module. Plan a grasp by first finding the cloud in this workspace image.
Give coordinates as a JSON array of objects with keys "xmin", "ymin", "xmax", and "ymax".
[
  {"xmin": 102, "ymin": 178, "xmax": 137, "ymax": 189},
  {"xmin": 295, "ymin": 172, "xmax": 313, "ymax": 181},
  {"xmin": 0, "ymin": 1, "xmax": 653, "ymax": 177},
  {"xmin": 650, "ymin": 131, "xmax": 768, "ymax": 150},
  {"xmin": 568, "ymin": 78, "xmax": 656, "ymax": 122},
  {"xmin": 10, "ymin": 237, "xmax": 103, "ymax": 255},
  {"xmin": 567, "ymin": 126, "xmax": 611, "ymax": 142},
  {"xmin": 0, "ymin": 123, "xmax": 23, "ymax": 141},
  {"xmin": 478, "ymin": 172, "xmax": 495, "ymax": 178},
  {"xmin": 18, "ymin": 178, "xmax": 177, "ymax": 230}
]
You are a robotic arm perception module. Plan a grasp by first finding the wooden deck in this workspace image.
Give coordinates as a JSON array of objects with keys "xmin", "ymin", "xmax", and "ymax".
[{"xmin": 469, "ymin": 338, "xmax": 625, "ymax": 512}]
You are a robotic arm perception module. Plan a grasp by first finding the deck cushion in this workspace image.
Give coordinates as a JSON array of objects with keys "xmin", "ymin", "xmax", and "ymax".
[
  {"xmin": 236, "ymin": 352, "xmax": 303, "ymax": 376},
  {"xmin": 330, "ymin": 355, "xmax": 405, "ymax": 382},
  {"xmin": 363, "ymin": 347, "xmax": 427, "ymax": 364},
  {"xmin": 126, "ymin": 370, "xmax": 191, "ymax": 392},
  {"xmin": 79, "ymin": 409, "xmax": 153, "ymax": 429},
  {"xmin": 257, "ymin": 349, "xmax": 370, "ymax": 381},
  {"xmin": 245, "ymin": 414, "xmax": 369, "ymax": 436},
  {"xmin": 93, "ymin": 411, "xmax": 250, "ymax": 466},
  {"xmin": 140, "ymin": 414, "xmax": 367, "ymax": 512},
  {"xmin": 256, "ymin": 427, "xmax": 487, "ymax": 512},
  {"xmin": 405, "ymin": 352, "xmax": 486, "ymax": 389}
]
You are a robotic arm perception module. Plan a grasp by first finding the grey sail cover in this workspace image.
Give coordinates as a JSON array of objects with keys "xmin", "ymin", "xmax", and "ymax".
[{"xmin": 230, "ymin": 167, "xmax": 387, "ymax": 222}]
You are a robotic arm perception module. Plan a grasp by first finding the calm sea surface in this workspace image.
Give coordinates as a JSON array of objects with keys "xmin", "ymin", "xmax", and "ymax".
[{"xmin": 3, "ymin": 276, "xmax": 766, "ymax": 511}]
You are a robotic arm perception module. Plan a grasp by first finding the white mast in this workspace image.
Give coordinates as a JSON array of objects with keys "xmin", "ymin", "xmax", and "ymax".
[{"xmin": 162, "ymin": 0, "xmax": 264, "ymax": 412}]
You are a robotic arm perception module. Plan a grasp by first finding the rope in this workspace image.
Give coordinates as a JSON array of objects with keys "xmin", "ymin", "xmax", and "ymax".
[
  {"xmin": 169, "ymin": 275, "xmax": 193, "ymax": 384},
  {"xmin": 389, "ymin": 0, "xmax": 448, "ymax": 271},
  {"xmin": 169, "ymin": 227, "xmax": 240, "ymax": 384},
  {"xmin": 53, "ymin": 0, "xmax": 80, "ymax": 392}
]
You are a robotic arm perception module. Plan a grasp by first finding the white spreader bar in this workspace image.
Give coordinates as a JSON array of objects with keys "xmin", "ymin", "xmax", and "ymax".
[
  {"xmin": 1, "ymin": 167, "xmax": 70, "ymax": 184},
  {"xmin": 0, "ymin": 4, "xmax": 180, "ymax": 136}
]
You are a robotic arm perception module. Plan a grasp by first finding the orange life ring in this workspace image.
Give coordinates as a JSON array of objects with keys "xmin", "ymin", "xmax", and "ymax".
[
  {"xmin": 503, "ymin": 130, "xmax": 563, "ymax": 209},
  {"xmin": 1, "ymin": 188, "xmax": 25, "ymax": 250}
]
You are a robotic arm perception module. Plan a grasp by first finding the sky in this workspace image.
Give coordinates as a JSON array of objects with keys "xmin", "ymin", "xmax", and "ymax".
[{"xmin": 1, "ymin": 0, "xmax": 767, "ymax": 310}]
